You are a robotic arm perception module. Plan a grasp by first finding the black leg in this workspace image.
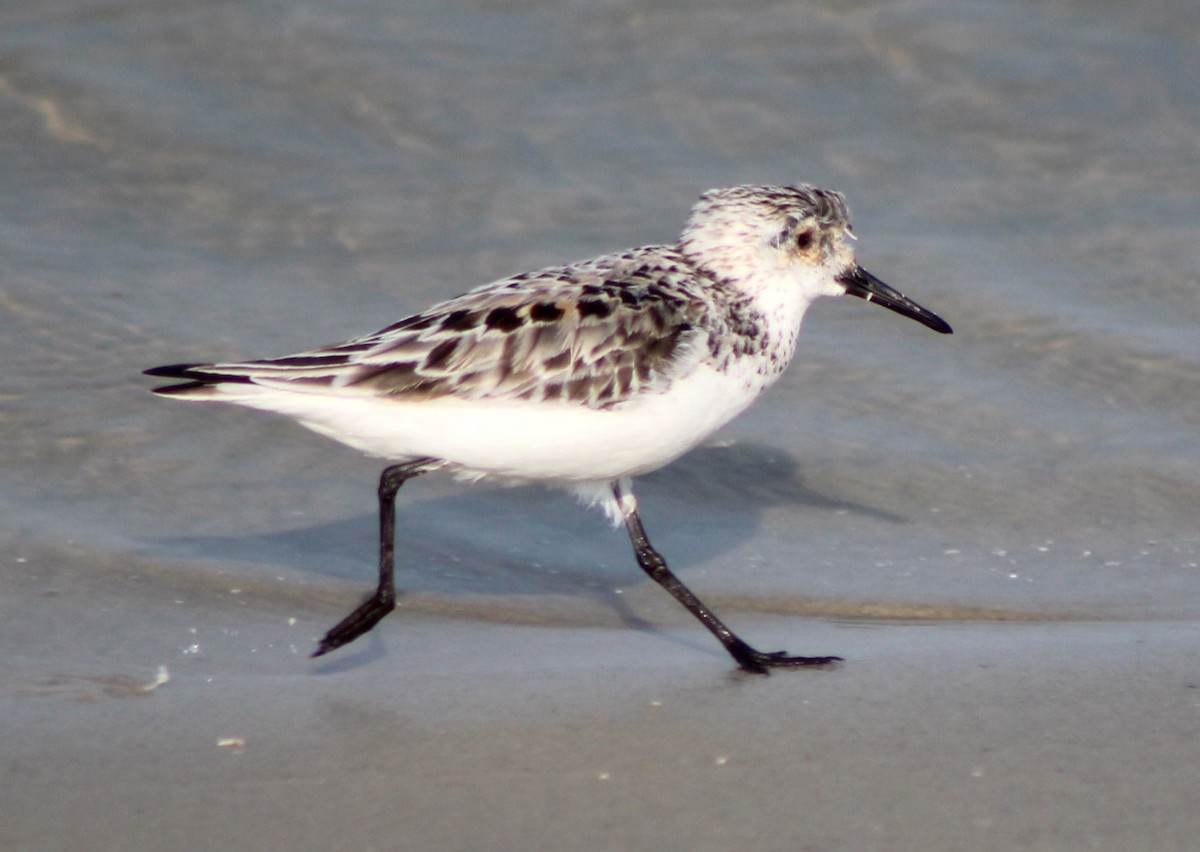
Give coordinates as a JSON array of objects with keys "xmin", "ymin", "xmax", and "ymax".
[
  {"xmin": 312, "ymin": 458, "xmax": 438, "ymax": 657},
  {"xmin": 614, "ymin": 482, "xmax": 842, "ymax": 674}
]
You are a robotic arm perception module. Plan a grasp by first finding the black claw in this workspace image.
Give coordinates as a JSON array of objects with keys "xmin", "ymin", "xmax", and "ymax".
[
  {"xmin": 311, "ymin": 597, "xmax": 394, "ymax": 657},
  {"xmin": 735, "ymin": 651, "xmax": 843, "ymax": 674}
]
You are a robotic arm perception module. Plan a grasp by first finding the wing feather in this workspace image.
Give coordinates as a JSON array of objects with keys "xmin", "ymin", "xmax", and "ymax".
[{"xmin": 166, "ymin": 247, "xmax": 712, "ymax": 410}]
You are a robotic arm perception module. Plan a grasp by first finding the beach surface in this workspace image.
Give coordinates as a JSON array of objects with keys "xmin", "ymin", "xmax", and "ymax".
[{"xmin": 2, "ymin": 0, "xmax": 1198, "ymax": 848}]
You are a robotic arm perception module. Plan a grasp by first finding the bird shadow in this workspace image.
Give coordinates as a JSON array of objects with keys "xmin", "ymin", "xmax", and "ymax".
[{"xmin": 146, "ymin": 442, "xmax": 905, "ymax": 660}]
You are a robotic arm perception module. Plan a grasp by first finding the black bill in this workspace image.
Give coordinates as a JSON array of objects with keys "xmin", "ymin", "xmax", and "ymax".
[{"xmin": 837, "ymin": 265, "xmax": 953, "ymax": 335}]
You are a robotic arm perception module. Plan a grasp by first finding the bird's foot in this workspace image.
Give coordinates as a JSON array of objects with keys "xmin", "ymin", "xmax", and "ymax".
[
  {"xmin": 732, "ymin": 646, "xmax": 843, "ymax": 675},
  {"xmin": 312, "ymin": 594, "xmax": 394, "ymax": 658}
]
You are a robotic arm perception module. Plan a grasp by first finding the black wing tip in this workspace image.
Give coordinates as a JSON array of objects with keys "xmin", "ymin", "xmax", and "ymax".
[
  {"xmin": 145, "ymin": 363, "xmax": 212, "ymax": 394},
  {"xmin": 144, "ymin": 362, "xmax": 208, "ymax": 379},
  {"xmin": 144, "ymin": 362, "xmax": 254, "ymax": 390}
]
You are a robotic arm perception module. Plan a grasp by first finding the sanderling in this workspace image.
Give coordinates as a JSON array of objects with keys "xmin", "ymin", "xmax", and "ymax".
[{"xmin": 146, "ymin": 184, "xmax": 952, "ymax": 673}]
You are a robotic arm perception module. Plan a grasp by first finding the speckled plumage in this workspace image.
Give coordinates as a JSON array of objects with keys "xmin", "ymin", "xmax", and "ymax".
[{"xmin": 182, "ymin": 246, "xmax": 715, "ymax": 409}]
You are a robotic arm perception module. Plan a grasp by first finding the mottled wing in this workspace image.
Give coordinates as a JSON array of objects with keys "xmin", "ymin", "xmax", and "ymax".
[{"xmin": 164, "ymin": 248, "xmax": 710, "ymax": 410}]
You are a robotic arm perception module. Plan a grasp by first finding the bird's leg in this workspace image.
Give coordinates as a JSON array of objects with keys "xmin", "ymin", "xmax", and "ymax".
[
  {"xmin": 312, "ymin": 458, "xmax": 438, "ymax": 657},
  {"xmin": 613, "ymin": 481, "xmax": 842, "ymax": 674}
]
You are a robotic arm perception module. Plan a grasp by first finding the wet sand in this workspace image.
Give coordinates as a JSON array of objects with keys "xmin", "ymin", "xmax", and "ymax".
[{"xmin": 4, "ymin": 543, "xmax": 1198, "ymax": 852}]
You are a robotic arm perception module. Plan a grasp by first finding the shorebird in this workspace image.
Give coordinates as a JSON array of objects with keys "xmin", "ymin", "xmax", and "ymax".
[{"xmin": 146, "ymin": 184, "xmax": 952, "ymax": 673}]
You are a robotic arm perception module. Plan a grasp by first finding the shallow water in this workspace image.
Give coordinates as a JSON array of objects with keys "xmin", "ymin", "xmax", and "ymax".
[{"xmin": 3, "ymin": 0, "xmax": 1199, "ymax": 848}]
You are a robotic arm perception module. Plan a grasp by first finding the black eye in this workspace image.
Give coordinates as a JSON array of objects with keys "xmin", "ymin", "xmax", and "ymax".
[{"xmin": 794, "ymin": 229, "xmax": 815, "ymax": 251}]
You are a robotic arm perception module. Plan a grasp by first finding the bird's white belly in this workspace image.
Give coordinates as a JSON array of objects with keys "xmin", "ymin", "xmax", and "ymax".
[{"xmin": 230, "ymin": 363, "xmax": 768, "ymax": 484}]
